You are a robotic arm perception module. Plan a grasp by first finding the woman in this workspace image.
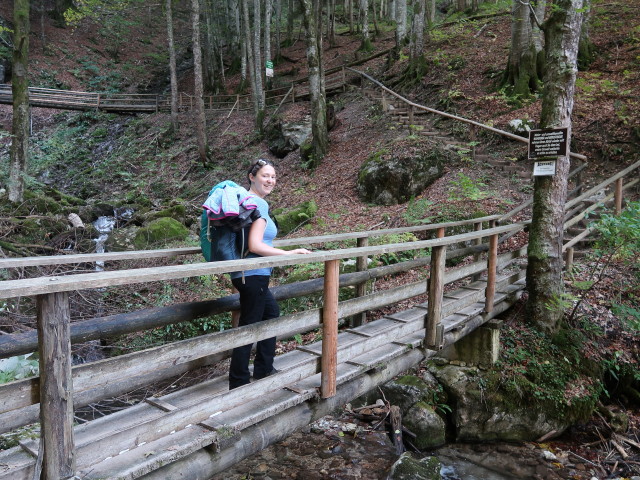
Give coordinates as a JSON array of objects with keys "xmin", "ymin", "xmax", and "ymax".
[{"xmin": 229, "ymin": 159, "xmax": 311, "ymax": 390}]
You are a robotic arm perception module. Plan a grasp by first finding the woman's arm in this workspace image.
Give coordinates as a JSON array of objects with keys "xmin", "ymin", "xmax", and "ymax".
[{"xmin": 248, "ymin": 219, "xmax": 311, "ymax": 256}]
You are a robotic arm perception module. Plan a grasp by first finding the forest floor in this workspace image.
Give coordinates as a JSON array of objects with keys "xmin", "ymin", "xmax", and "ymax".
[{"xmin": 0, "ymin": 1, "xmax": 639, "ymax": 479}]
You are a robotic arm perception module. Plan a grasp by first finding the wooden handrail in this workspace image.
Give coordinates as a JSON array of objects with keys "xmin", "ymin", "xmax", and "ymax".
[
  {"xmin": 0, "ymin": 214, "xmax": 503, "ymax": 269},
  {"xmin": 0, "ymin": 224, "xmax": 525, "ymax": 299}
]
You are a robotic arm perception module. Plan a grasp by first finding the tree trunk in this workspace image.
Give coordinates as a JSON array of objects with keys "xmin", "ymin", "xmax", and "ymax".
[
  {"xmin": 242, "ymin": 0, "xmax": 258, "ymax": 113},
  {"xmin": 526, "ymin": 0, "xmax": 586, "ymax": 333},
  {"xmin": 503, "ymin": 0, "xmax": 546, "ymax": 96},
  {"xmin": 253, "ymin": 0, "xmax": 265, "ymax": 129},
  {"xmin": 287, "ymin": 0, "xmax": 295, "ymax": 44},
  {"xmin": 409, "ymin": 0, "xmax": 425, "ymax": 61},
  {"xmin": 299, "ymin": 0, "xmax": 329, "ymax": 163},
  {"xmin": 328, "ymin": 0, "xmax": 336, "ymax": 47},
  {"xmin": 427, "ymin": 0, "xmax": 435, "ymax": 24},
  {"xmin": 264, "ymin": 0, "xmax": 273, "ymax": 77},
  {"xmin": 51, "ymin": 0, "xmax": 74, "ymax": 27},
  {"xmin": 578, "ymin": 0, "xmax": 595, "ymax": 69},
  {"xmin": 275, "ymin": 0, "xmax": 282, "ymax": 58},
  {"xmin": 191, "ymin": 0, "xmax": 209, "ymax": 166},
  {"xmin": 166, "ymin": 0, "xmax": 179, "ymax": 130},
  {"xmin": 395, "ymin": 0, "xmax": 406, "ymax": 45},
  {"xmin": 359, "ymin": 0, "xmax": 371, "ymax": 50},
  {"xmin": 9, "ymin": 0, "xmax": 30, "ymax": 204}
]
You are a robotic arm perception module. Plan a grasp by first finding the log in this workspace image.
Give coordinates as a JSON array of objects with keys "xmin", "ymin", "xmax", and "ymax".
[{"xmin": 390, "ymin": 405, "xmax": 404, "ymax": 455}]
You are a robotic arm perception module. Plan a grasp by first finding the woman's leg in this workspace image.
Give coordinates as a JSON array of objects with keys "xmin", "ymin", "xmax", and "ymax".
[
  {"xmin": 253, "ymin": 287, "xmax": 280, "ymax": 379},
  {"xmin": 229, "ymin": 276, "xmax": 271, "ymax": 389}
]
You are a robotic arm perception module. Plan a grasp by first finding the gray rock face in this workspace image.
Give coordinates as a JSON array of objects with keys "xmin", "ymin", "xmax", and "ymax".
[
  {"xmin": 356, "ymin": 144, "xmax": 451, "ymax": 205},
  {"xmin": 267, "ymin": 118, "xmax": 312, "ymax": 158}
]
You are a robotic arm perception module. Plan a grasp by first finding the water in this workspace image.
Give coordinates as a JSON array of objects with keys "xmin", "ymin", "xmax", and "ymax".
[{"xmin": 92, "ymin": 208, "xmax": 134, "ymax": 270}]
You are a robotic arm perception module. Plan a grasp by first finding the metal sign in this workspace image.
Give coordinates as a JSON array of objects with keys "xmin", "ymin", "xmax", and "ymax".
[
  {"xmin": 528, "ymin": 128, "xmax": 568, "ymax": 159},
  {"xmin": 533, "ymin": 160, "xmax": 556, "ymax": 176},
  {"xmin": 266, "ymin": 60, "xmax": 274, "ymax": 78}
]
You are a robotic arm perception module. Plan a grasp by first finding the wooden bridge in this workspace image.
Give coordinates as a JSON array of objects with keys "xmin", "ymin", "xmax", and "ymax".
[{"xmin": 0, "ymin": 155, "xmax": 638, "ymax": 479}]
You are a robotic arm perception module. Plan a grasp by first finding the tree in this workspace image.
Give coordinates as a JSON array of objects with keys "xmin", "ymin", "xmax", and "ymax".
[
  {"xmin": 191, "ymin": 0, "xmax": 209, "ymax": 166},
  {"xmin": 253, "ymin": 0, "xmax": 265, "ymax": 128},
  {"xmin": 165, "ymin": 0, "xmax": 179, "ymax": 131},
  {"xmin": 526, "ymin": 0, "xmax": 586, "ymax": 332},
  {"xmin": 503, "ymin": 0, "xmax": 547, "ymax": 96},
  {"xmin": 8, "ymin": 0, "xmax": 30, "ymax": 204},
  {"xmin": 51, "ymin": 0, "xmax": 75, "ymax": 27},
  {"xmin": 409, "ymin": 0, "xmax": 426, "ymax": 61},
  {"xmin": 359, "ymin": 0, "xmax": 372, "ymax": 51},
  {"xmin": 395, "ymin": 0, "xmax": 407, "ymax": 46},
  {"xmin": 299, "ymin": 0, "xmax": 328, "ymax": 163}
]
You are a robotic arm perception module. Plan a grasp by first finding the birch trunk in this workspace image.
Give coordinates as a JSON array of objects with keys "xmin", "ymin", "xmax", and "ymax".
[
  {"xmin": 526, "ymin": 0, "xmax": 585, "ymax": 332},
  {"xmin": 9, "ymin": 0, "xmax": 30, "ymax": 203},
  {"xmin": 360, "ymin": 0, "xmax": 371, "ymax": 50}
]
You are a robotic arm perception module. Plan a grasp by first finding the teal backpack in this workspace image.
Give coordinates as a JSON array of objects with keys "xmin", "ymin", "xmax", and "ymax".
[{"xmin": 200, "ymin": 182, "xmax": 261, "ymax": 263}]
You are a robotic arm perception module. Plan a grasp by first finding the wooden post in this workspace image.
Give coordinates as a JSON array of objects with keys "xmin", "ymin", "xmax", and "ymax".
[
  {"xmin": 436, "ymin": 227, "xmax": 445, "ymax": 238},
  {"xmin": 408, "ymin": 105, "xmax": 414, "ymax": 127},
  {"xmin": 36, "ymin": 292, "xmax": 76, "ymax": 480},
  {"xmin": 566, "ymin": 247, "xmax": 574, "ymax": 272},
  {"xmin": 426, "ymin": 245, "xmax": 446, "ymax": 348},
  {"xmin": 484, "ymin": 233, "xmax": 498, "ymax": 313},
  {"xmin": 342, "ymin": 67, "xmax": 346, "ymax": 91},
  {"xmin": 472, "ymin": 221, "xmax": 483, "ymax": 281},
  {"xmin": 291, "ymin": 84, "xmax": 295, "ymax": 103},
  {"xmin": 381, "ymin": 91, "xmax": 387, "ymax": 111},
  {"xmin": 615, "ymin": 177, "xmax": 623, "ymax": 215},
  {"xmin": 321, "ymin": 259, "xmax": 340, "ymax": 398},
  {"xmin": 353, "ymin": 237, "xmax": 369, "ymax": 327}
]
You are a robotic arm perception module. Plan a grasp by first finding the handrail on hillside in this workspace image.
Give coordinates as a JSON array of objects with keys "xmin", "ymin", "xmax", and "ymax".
[{"xmin": 347, "ymin": 68, "xmax": 588, "ymax": 163}]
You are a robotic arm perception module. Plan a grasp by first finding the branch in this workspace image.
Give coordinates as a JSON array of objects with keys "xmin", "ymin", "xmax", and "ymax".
[{"xmin": 515, "ymin": 0, "xmax": 544, "ymax": 30}]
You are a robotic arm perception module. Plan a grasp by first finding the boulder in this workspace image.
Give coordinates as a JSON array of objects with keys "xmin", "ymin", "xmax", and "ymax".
[
  {"xmin": 387, "ymin": 452, "xmax": 441, "ymax": 480},
  {"xmin": 133, "ymin": 217, "xmax": 190, "ymax": 249},
  {"xmin": 357, "ymin": 140, "xmax": 453, "ymax": 205},
  {"xmin": 272, "ymin": 200, "xmax": 318, "ymax": 236},
  {"xmin": 430, "ymin": 364, "xmax": 572, "ymax": 443},
  {"xmin": 404, "ymin": 402, "xmax": 447, "ymax": 449},
  {"xmin": 267, "ymin": 118, "xmax": 312, "ymax": 158}
]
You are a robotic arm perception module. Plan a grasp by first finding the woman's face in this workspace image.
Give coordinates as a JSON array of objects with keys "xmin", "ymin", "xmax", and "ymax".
[{"xmin": 250, "ymin": 165, "xmax": 277, "ymax": 198}]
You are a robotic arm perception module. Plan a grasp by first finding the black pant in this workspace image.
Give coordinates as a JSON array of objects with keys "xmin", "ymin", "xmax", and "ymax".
[{"xmin": 229, "ymin": 275, "xmax": 279, "ymax": 389}]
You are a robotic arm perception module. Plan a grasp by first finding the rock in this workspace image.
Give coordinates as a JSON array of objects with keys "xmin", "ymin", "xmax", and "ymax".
[
  {"xmin": 267, "ymin": 118, "xmax": 312, "ymax": 158},
  {"xmin": 430, "ymin": 364, "xmax": 572, "ymax": 443},
  {"xmin": 404, "ymin": 401, "xmax": 447, "ymax": 449},
  {"xmin": 356, "ymin": 140, "xmax": 453, "ymax": 205},
  {"xmin": 272, "ymin": 200, "xmax": 317, "ymax": 236},
  {"xmin": 133, "ymin": 217, "xmax": 190, "ymax": 249},
  {"xmin": 387, "ymin": 452, "xmax": 441, "ymax": 480}
]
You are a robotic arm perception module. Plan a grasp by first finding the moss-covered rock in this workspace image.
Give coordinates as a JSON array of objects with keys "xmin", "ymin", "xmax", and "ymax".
[
  {"xmin": 133, "ymin": 217, "xmax": 189, "ymax": 249},
  {"xmin": 387, "ymin": 452, "xmax": 441, "ymax": 480},
  {"xmin": 273, "ymin": 200, "xmax": 318, "ymax": 236},
  {"xmin": 357, "ymin": 139, "xmax": 455, "ymax": 205},
  {"xmin": 146, "ymin": 204, "xmax": 188, "ymax": 226},
  {"xmin": 404, "ymin": 401, "xmax": 447, "ymax": 449}
]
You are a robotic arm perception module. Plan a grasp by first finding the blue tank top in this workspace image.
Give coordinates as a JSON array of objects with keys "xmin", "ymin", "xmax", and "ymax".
[{"xmin": 230, "ymin": 196, "xmax": 277, "ymax": 279}]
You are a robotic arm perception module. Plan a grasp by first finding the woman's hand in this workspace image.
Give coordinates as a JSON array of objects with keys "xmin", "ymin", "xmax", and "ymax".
[{"xmin": 290, "ymin": 248, "xmax": 312, "ymax": 255}]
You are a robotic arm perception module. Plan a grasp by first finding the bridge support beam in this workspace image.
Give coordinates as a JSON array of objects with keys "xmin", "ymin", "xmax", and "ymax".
[{"xmin": 439, "ymin": 319, "xmax": 502, "ymax": 367}]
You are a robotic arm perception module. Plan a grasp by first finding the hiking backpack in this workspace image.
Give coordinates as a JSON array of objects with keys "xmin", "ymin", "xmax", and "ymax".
[{"xmin": 200, "ymin": 182, "xmax": 261, "ymax": 263}]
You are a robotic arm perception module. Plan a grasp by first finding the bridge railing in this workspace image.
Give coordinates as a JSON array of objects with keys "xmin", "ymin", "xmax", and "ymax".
[{"xmin": 0, "ymin": 219, "xmax": 529, "ymax": 477}]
